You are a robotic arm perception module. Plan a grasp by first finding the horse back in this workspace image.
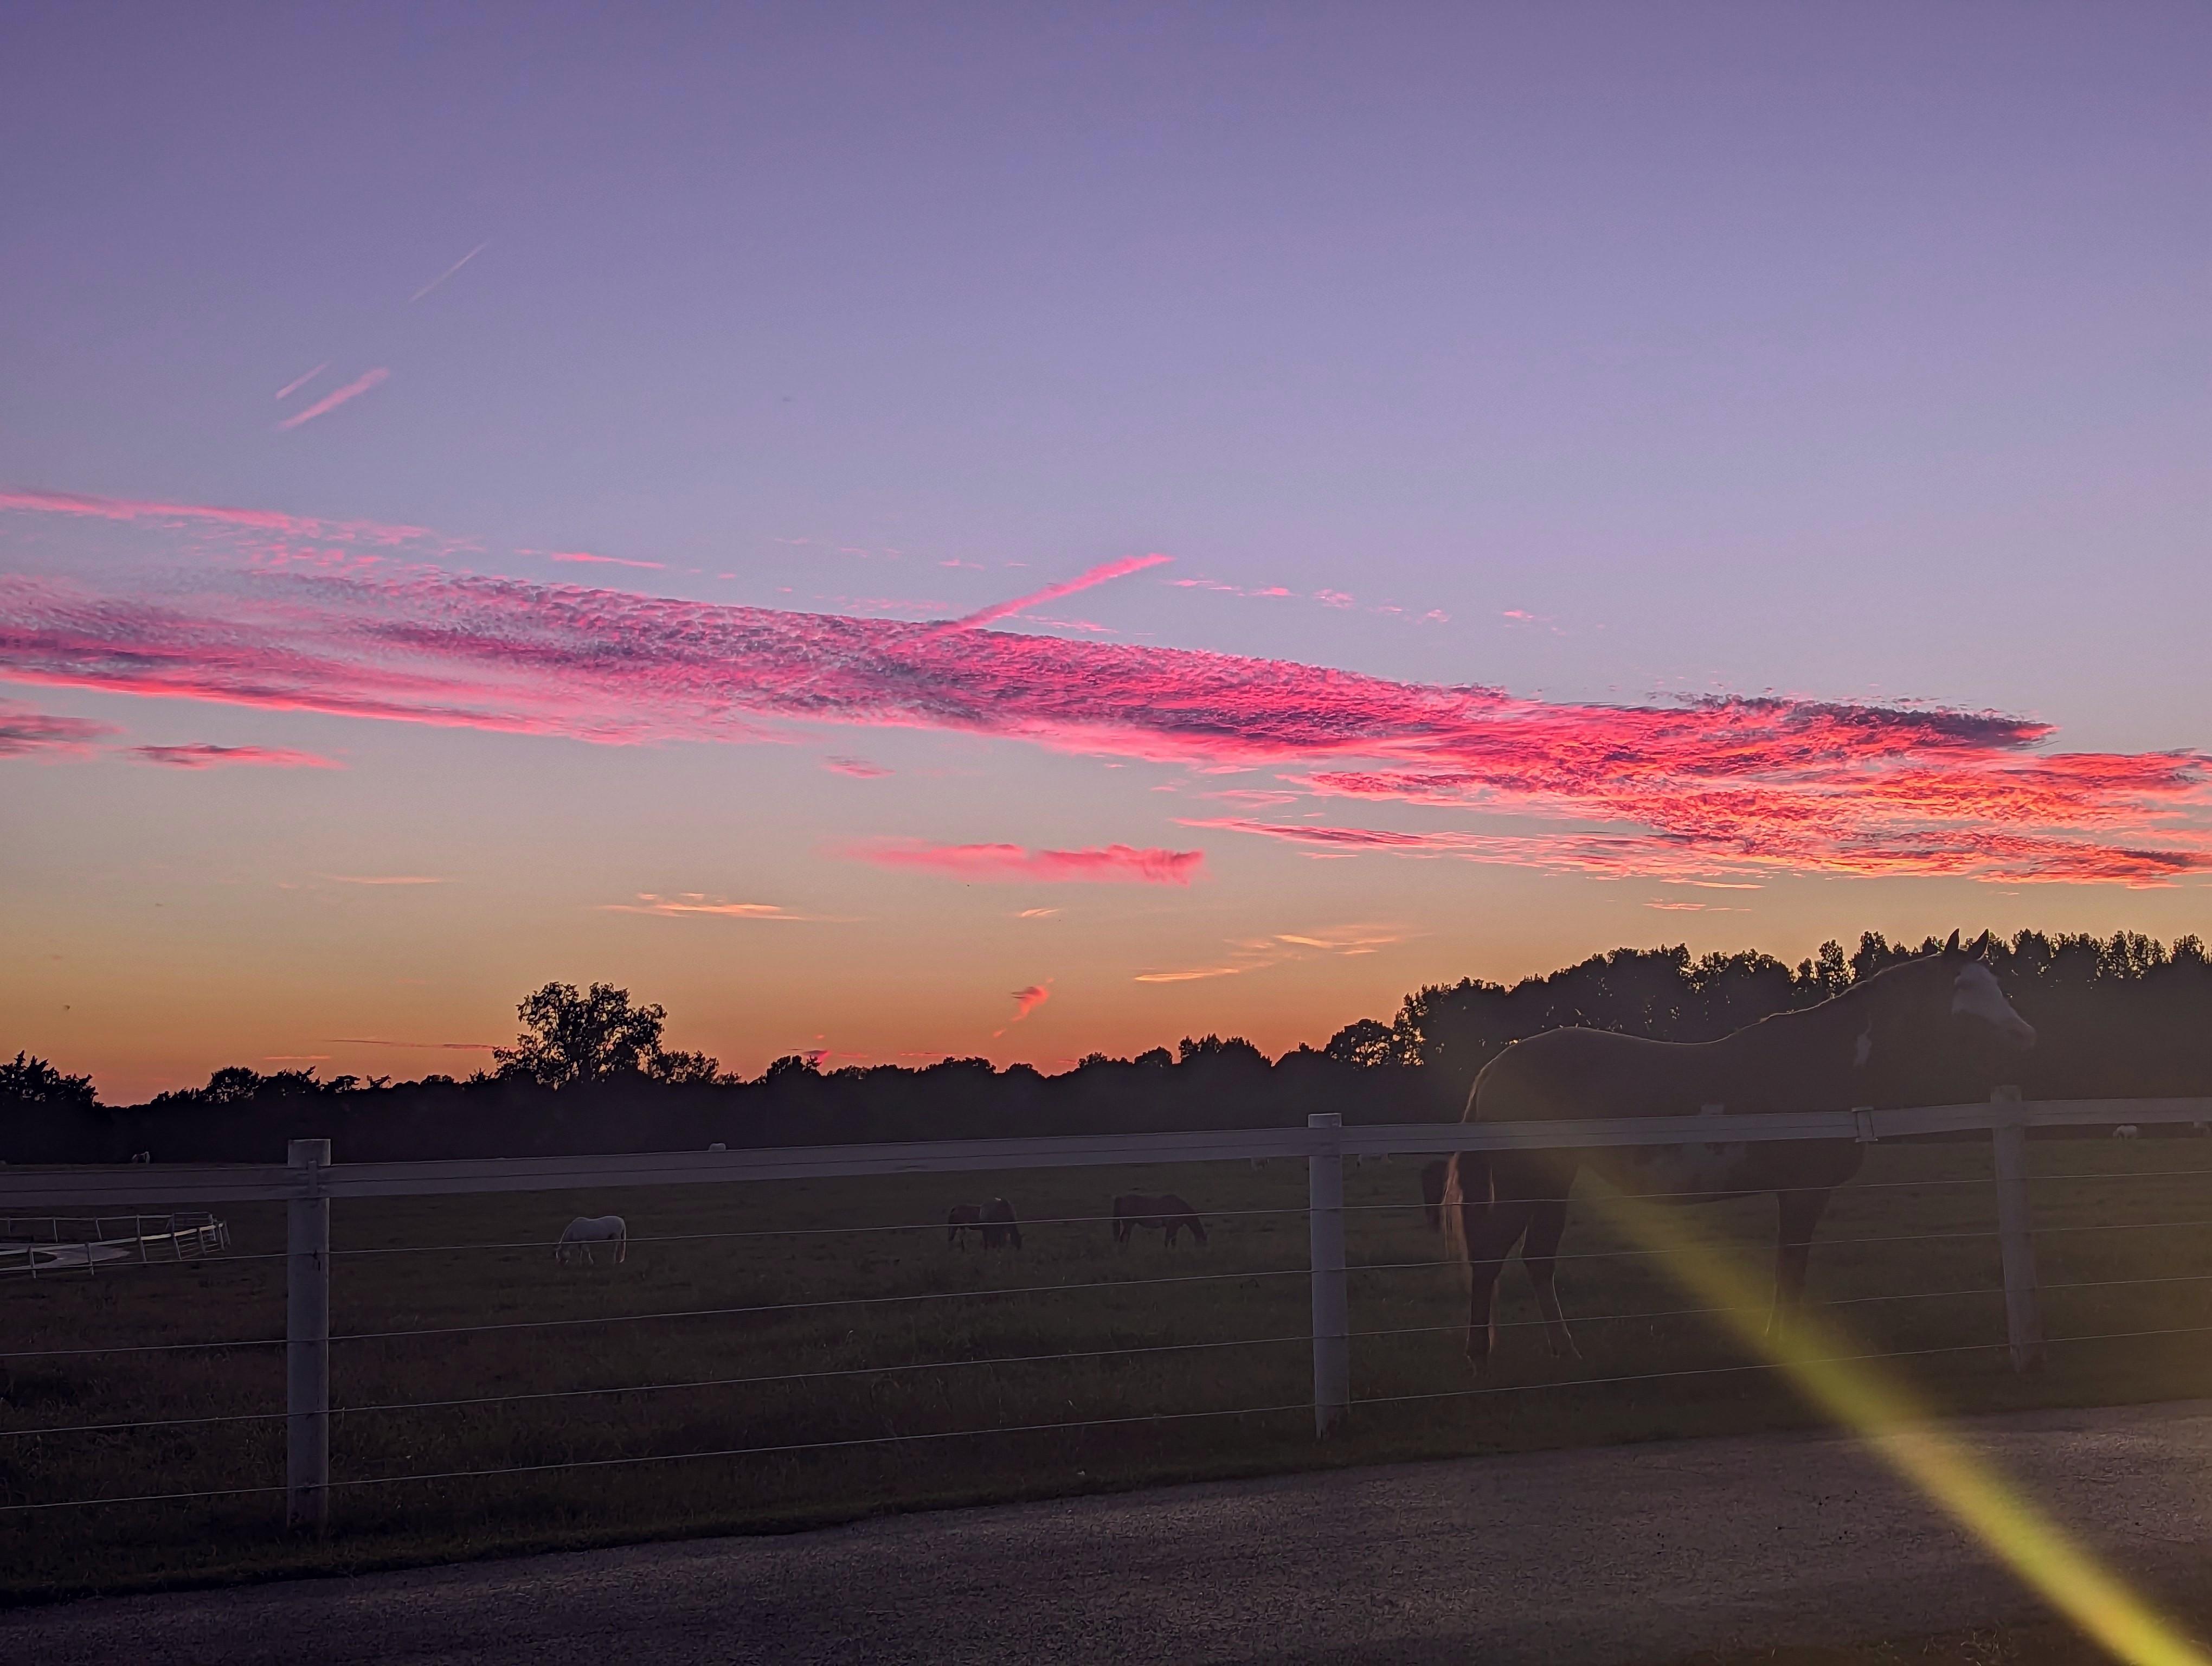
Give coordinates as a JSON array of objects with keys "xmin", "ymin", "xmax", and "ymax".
[
  {"xmin": 1470, "ymin": 1028, "xmax": 1863, "ymax": 1198},
  {"xmin": 1469, "ymin": 1029, "xmax": 1709, "ymax": 1123}
]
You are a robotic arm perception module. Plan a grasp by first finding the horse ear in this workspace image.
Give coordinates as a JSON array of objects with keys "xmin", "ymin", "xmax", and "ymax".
[
  {"xmin": 1944, "ymin": 928, "xmax": 1961, "ymax": 954},
  {"xmin": 1972, "ymin": 929, "xmax": 1994, "ymax": 958}
]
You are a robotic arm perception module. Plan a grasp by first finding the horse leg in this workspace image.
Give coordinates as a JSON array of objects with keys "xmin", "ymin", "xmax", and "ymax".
[
  {"xmin": 1523, "ymin": 1197, "xmax": 1579, "ymax": 1361},
  {"xmin": 1461, "ymin": 1199, "xmax": 1534, "ymax": 1378},
  {"xmin": 1768, "ymin": 1186, "xmax": 1832, "ymax": 1341}
]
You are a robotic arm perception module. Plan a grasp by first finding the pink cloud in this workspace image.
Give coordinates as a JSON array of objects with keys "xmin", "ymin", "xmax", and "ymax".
[
  {"xmin": 1008, "ymin": 982, "xmax": 1052, "ymax": 1023},
  {"xmin": 925, "ymin": 553, "xmax": 1171, "ymax": 637},
  {"xmin": 0, "ymin": 486, "xmax": 442, "ymax": 549},
  {"xmin": 277, "ymin": 368, "xmax": 389, "ymax": 431},
  {"xmin": 128, "ymin": 743, "xmax": 339, "ymax": 770},
  {"xmin": 543, "ymin": 550, "xmax": 667, "ymax": 572},
  {"xmin": 274, "ymin": 363, "xmax": 329, "ymax": 401},
  {"xmin": 1, "ymin": 485, "xmax": 2205, "ymax": 885},
  {"xmin": 0, "ymin": 700, "xmax": 115, "ymax": 758},
  {"xmin": 851, "ymin": 840, "xmax": 1206, "ymax": 885},
  {"xmin": 824, "ymin": 755, "xmax": 890, "ymax": 778}
]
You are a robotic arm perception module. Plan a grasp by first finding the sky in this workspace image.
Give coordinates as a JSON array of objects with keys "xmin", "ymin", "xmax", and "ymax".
[{"xmin": 2, "ymin": 3, "xmax": 2207, "ymax": 1101}]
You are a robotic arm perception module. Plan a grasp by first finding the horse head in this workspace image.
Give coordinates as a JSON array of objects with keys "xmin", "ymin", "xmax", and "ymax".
[{"xmin": 1854, "ymin": 931, "xmax": 2035, "ymax": 1084}]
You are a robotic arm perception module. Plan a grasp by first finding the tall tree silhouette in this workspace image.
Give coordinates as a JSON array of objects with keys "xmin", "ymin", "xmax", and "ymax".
[{"xmin": 495, "ymin": 982, "xmax": 668, "ymax": 1088}]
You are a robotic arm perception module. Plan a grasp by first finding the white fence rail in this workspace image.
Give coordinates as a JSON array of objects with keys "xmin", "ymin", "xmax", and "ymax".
[
  {"xmin": 0, "ymin": 1212, "xmax": 229, "ymax": 1277},
  {"xmin": 0, "ymin": 1090, "xmax": 2205, "ymax": 1529}
]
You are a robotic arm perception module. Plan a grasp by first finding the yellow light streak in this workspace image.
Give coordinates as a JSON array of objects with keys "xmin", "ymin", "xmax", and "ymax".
[{"xmin": 1587, "ymin": 1184, "xmax": 2207, "ymax": 1666}]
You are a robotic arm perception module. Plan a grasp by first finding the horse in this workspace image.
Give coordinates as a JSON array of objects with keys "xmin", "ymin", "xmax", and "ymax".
[
  {"xmin": 946, "ymin": 1203, "xmax": 983, "ymax": 1246},
  {"xmin": 1442, "ymin": 931, "xmax": 2035, "ymax": 1376},
  {"xmin": 555, "ymin": 1214, "xmax": 628, "ymax": 1266},
  {"xmin": 980, "ymin": 1196, "xmax": 1023, "ymax": 1250},
  {"xmin": 2114, "ymin": 1125, "xmax": 2141, "ymax": 1139},
  {"xmin": 1111, "ymin": 1193, "xmax": 1208, "ymax": 1246},
  {"xmin": 1419, "ymin": 1160, "xmax": 1449, "ymax": 1231}
]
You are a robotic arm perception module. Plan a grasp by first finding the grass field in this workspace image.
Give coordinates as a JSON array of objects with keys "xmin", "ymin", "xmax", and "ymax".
[{"xmin": 4, "ymin": 1135, "xmax": 2211, "ymax": 1603}]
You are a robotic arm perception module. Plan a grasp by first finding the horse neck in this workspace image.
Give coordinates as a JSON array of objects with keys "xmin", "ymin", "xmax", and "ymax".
[
  {"xmin": 1715, "ymin": 957, "xmax": 1946, "ymax": 1104},
  {"xmin": 1710, "ymin": 981, "xmax": 1882, "ymax": 1100}
]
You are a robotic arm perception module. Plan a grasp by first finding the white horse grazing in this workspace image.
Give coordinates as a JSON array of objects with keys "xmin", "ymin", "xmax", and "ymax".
[
  {"xmin": 2114, "ymin": 1125, "xmax": 2142, "ymax": 1140},
  {"xmin": 556, "ymin": 1215, "xmax": 628, "ymax": 1266}
]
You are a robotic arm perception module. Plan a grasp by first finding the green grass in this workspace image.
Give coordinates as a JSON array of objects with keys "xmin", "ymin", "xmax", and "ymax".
[{"xmin": 4, "ymin": 1137, "xmax": 2211, "ymax": 1604}]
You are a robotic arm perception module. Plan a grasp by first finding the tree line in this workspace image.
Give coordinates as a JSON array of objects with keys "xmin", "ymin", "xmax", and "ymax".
[{"xmin": 4, "ymin": 930, "xmax": 2209, "ymax": 1164}]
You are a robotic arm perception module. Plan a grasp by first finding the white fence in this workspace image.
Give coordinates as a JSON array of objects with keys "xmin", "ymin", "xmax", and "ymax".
[
  {"xmin": 0, "ymin": 1212, "xmax": 229, "ymax": 1277},
  {"xmin": 0, "ymin": 1088, "xmax": 2207, "ymax": 1530}
]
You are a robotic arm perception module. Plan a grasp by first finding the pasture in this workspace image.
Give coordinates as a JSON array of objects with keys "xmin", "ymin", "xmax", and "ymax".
[{"xmin": 4, "ymin": 1135, "xmax": 2212, "ymax": 1602}]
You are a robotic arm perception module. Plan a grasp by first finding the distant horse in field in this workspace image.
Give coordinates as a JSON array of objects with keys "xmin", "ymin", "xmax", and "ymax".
[
  {"xmin": 2114, "ymin": 1125, "xmax": 2141, "ymax": 1139},
  {"xmin": 556, "ymin": 1215, "xmax": 628, "ymax": 1266},
  {"xmin": 948, "ymin": 1200, "xmax": 1021, "ymax": 1248},
  {"xmin": 1112, "ymin": 1193, "xmax": 1208, "ymax": 1247},
  {"xmin": 980, "ymin": 1197, "xmax": 1023, "ymax": 1250},
  {"xmin": 1443, "ymin": 932, "xmax": 2035, "ymax": 1376},
  {"xmin": 1420, "ymin": 1161, "xmax": 1449, "ymax": 1231}
]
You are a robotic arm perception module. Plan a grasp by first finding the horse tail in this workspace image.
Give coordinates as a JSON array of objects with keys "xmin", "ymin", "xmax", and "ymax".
[{"xmin": 1439, "ymin": 1150, "xmax": 1489, "ymax": 1275}]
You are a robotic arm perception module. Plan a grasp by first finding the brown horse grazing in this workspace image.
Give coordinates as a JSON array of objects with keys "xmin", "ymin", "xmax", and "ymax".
[
  {"xmin": 1419, "ymin": 1160, "xmax": 1449, "ymax": 1231},
  {"xmin": 1112, "ymin": 1193, "xmax": 1209, "ymax": 1246},
  {"xmin": 980, "ymin": 1196, "xmax": 1023, "ymax": 1250},
  {"xmin": 1442, "ymin": 932, "xmax": 2035, "ymax": 1376},
  {"xmin": 946, "ymin": 1203, "xmax": 983, "ymax": 1247}
]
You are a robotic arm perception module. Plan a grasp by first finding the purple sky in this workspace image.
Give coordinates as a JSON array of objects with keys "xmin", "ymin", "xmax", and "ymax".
[{"xmin": 3, "ymin": 4, "xmax": 2207, "ymax": 1097}]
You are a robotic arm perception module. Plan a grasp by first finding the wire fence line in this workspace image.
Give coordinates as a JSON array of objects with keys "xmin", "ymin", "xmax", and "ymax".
[
  {"xmin": 11, "ymin": 1316, "xmax": 2212, "ymax": 1518},
  {"xmin": 16, "ymin": 1267, "xmax": 2212, "ymax": 1444}
]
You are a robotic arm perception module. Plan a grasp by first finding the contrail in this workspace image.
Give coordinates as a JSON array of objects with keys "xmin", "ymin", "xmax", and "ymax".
[
  {"xmin": 274, "ymin": 363, "xmax": 329, "ymax": 401},
  {"xmin": 919, "ymin": 553, "xmax": 1171, "ymax": 642},
  {"xmin": 277, "ymin": 368, "xmax": 390, "ymax": 431},
  {"xmin": 410, "ymin": 241, "xmax": 489, "ymax": 303}
]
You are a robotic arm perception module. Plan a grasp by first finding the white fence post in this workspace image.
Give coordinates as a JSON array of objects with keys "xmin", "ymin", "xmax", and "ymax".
[
  {"xmin": 287, "ymin": 1138, "xmax": 332, "ymax": 1531},
  {"xmin": 1307, "ymin": 1113, "xmax": 1349, "ymax": 1437},
  {"xmin": 1989, "ymin": 1087, "xmax": 2044, "ymax": 1374}
]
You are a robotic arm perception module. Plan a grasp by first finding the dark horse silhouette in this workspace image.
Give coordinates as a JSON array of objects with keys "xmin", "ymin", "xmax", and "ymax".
[
  {"xmin": 980, "ymin": 1196, "xmax": 1023, "ymax": 1250},
  {"xmin": 1442, "ymin": 932, "xmax": 2035, "ymax": 1376},
  {"xmin": 1112, "ymin": 1193, "xmax": 1208, "ymax": 1246},
  {"xmin": 947, "ymin": 1199, "xmax": 1023, "ymax": 1249}
]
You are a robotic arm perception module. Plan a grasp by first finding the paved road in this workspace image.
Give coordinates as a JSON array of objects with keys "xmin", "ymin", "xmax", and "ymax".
[{"xmin": 12, "ymin": 1401, "xmax": 2212, "ymax": 1665}]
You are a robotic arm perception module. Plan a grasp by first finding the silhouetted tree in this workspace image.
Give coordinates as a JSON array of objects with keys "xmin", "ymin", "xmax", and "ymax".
[
  {"xmin": 646, "ymin": 1048, "xmax": 725, "ymax": 1087},
  {"xmin": 1, "ymin": 1052, "xmax": 97, "ymax": 1112},
  {"xmin": 1178, "ymin": 1034, "xmax": 1265, "ymax": 1066},
  {"xmin": 494, "ymin": 982, "xmax": 667, "ymax": 1088},
  {"xmin": 1324, "ymin": 1018, "xmax": 1398, "ymax": 1067}
]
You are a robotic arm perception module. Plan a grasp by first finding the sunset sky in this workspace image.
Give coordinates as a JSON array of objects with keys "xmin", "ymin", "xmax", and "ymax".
[{"xmin": 3, "ymin": 5, "xmax": 2207, "ymax": 1101}]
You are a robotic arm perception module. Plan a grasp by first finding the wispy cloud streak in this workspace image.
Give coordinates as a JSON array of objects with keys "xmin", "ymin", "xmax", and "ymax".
[
  {"xmin": 129, "ymin": 743, "xmax": 339, "ymax": 770},
  {"xmin": 410, "ymin": 241, "xmax": 488, "ymax": 303},
  {"xmin": 600, "ymin": 893, "xmax": 841, "ymax": 921},
  {"xmin": 0, "ymin": 700, "xmax": 114, "ymax": 758},
  {"xmin": 542, "ymin": 550, "xmax": 666, "ymax": 572},
  {"xmin": 278, "ymin": 368, "xmax": 389, "ymax": 431},
  {"xmin": 924, "ymin": 553, "xmax": 1171, "ymax": 638},
  {"xmin": 274, "ymin": 364, "xmax": 329, "ymax": 401},
  {"xmin": 852, "ymin": 841, "xmax": 1205, "ymax": 885},
  {"xmin": 0, "ymin": 486, "xmax": 2204, "ymax": 883}
]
